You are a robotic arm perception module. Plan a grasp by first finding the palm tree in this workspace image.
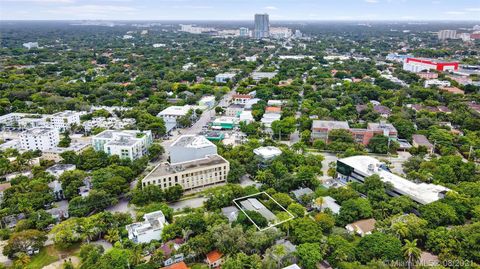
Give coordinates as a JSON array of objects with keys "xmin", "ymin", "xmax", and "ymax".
[
  {"xmin": 315, "ymin": 197, "xmax": 324, "ymax": 211},
  {"xmin": 403, "ymin": 239, "xmax": 421, "ymax": 269},
  {"xmin": 104, "ymin": 228, "xmax": 120, "ymax": 244},
  {"xmin": 392, "ymin": 222, "xmax": 409, "ymax": 240},
  {"xmin": 15, "ymin": 253, "xmax": 31, "ymax": 268}
]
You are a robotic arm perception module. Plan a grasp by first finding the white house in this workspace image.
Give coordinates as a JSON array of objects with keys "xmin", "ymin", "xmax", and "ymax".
[
  {"xmin": 169, "ymin": 135, "xmax": 217, "ymax": 164},
  {"xmin": 92, "ymin": 130, "xmax": 153, "ymax": 160},
  {"xmin": 20, "ymin": 128, "xmax": 60, "ymax": 151},
  {"xmin": 126, "ymin": 210, "xmax": 167, "ymax": 243},
  {"xmin": 215, "ymin": 73, "xmax": 236, "ymax": 83}
]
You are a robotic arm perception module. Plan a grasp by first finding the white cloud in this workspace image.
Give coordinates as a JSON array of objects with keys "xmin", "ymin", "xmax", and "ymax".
[
  {"xmin": 0, "ymin": 0, "xmax": 74, "ymax": 3},
  {"xmin": 444, "ymin": 11, "xmax": 466, "ymax": 15},
  {"xmin": 46, "ymin": 4, "xmax": 138, "ymax": 19},
  {"xmin": 465, "ymin": 7, "xmax": 480, "ymax": 12},
  {"xmin": 365, "ymin": 0, "xmax": 379, "ymax": 3},
  {"xmin": 264, "ymin": 6, "xmax": 278, "ymax": 10}
]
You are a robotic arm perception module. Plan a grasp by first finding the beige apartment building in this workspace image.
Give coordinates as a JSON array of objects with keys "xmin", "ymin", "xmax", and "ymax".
[{"xmin": 142, "ymin": 155, "xmax": 229, "ymax": 191}]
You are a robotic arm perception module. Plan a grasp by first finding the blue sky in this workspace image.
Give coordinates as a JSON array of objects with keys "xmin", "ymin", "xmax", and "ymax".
[{"xmin": 1, "ymin": 0, "xmax": 479, "ymax": 21}]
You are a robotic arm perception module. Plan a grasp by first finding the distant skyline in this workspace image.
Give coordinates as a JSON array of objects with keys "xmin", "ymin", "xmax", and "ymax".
[{"xmin": 1, "ymin": 0, "xmax": 480, "ymax": 21}]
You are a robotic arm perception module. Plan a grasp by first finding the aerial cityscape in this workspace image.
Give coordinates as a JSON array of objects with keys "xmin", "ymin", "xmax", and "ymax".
[{"xmin": 0, "ymin": 1, "xmax": 479, "ymax": 269}]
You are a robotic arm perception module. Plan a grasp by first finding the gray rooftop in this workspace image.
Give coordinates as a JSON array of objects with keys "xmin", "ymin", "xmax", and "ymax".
[
  {"xmin": 145, "ymin": 154, "xmax": 228, "ymax": 178},
  {"xmin": 312, "ymin": 120, "xmax": 349, "ymax": 130}
]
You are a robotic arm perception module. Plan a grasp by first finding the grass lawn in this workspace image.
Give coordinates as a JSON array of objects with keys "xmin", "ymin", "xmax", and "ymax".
[
  {"xmin": 26, "ymin": 248, "xmax": 57, "ymax": 269},
  {"xmin": 26, "ymin": 244, "xmax": 81, "ymax": 269},
  {"xmin": 191, "ymin": 263, "xmax": 209, "ymax": 269}
]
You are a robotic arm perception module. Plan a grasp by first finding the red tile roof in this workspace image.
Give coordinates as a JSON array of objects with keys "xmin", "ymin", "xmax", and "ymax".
[
  {"xmin": 161, "ymin": 261, "xmax": 190, "ymax": 269},
  {"xmin": 206, "ymin": 250, "xmax": 223, "ymax": 263},
  {"xmin": 265, "ymin": 106, "xmax": 281, "ymax": 113}
]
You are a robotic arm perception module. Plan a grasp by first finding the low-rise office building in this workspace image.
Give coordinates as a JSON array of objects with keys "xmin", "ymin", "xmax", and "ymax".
[
  {"xmin": 169, "ymin": 135, "xmax": 217, "ymax": 164},
  {"xmin": 142, "ymin": 155, "xmax": 229, "ymax": 192},
  {"xmin": 20, "ymin": 128, "xmax": 60, "ymax": 151},
  {"xmin": 42, "ymin": 142, "xmax": 90, "ymax": 162},
  {"xmin": 336, "ymin": 156, "xmax": 449, "ymax": 204},
  {"xmin": 126, "ymin": 210, "xmax": 167, "ymax": 243},
  {"xmin": 92, "ymin": 130, "xmax": 153, "ymax": 160}
]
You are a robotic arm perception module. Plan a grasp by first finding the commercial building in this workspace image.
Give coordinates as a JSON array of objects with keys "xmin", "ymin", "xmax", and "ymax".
[
  {"xmin": 126, "ymin": 210, "xmax": 167, "ymax": 243},
  {"xmin": 41, "ymin": 142, "xmax": 90, "ymax": 162},
  {"xmin": 251, "ymin": 72, "xmax": 277, "ymax": 81},
  {"xmin": 142, "ymin": 154, "xmax": 229, "ymax": 192},
  {"xmin": 240, "ymin": 198, "xmax": 276, "ymax": 221},
  {"xmin": 212, "ymin": 117, "xmax": 236, "ymax": 130},
  {"xmin": 82, "ymin": 117, "xmax": 136, "ymax": 133},
  {"xmin": 239, "ymin": 111, "xmax": 254, "ymax": 124},
  {"xmin": 254, "ymin": 14, "xmax": 270, "ymax": 39},
  {"xmin": 336, "ymin": 156, "xmax": 449, "ymax": 204},
  {"xmin": 311, "ymin": 120, "xmax": 398, "ymax": 145},
  {"xmin": 198, "ymin": 96, "xmax": 216, "ymax": 108},
  {"xmin": 438, "ymin": 30, "xmax": 457, "ymax": 40},
  {"xmin": 424, "ymin": 79, "xmax": 451, "ymax": 88},
  {"xmin": 157, "ymin": 105, "xmax": 192, "ymax": 121},
  {"xmin": 92, "ymin": 130, "xmax": 153, "ymax": 160},
  {"xmin": 311, "ymin": 120, "xmax": 349, "ymax": 141},
  {"xmin": 270, "ymin": 27, "xmax": 292, "ymax": 39},
  {"xmin": 231, "ymin": 94, "xmax": 253, "ymax": 105},
  {"xmin": 20, "ymin": 128, "xmax": 60, "ymax": 151},
  {"xmin": 403, "ymin": 58, "xmax": 459, "ymax": 73},
  {"xmin": 169, "ymin": 135, "xmax": 217, "ymax": 164},
  {"xmin": 215, "ymin": 73, "xmax": 236, "ymax": 83},
  {"xmin": 226, "ymin": 104, "xmax": 244, "ymax": 117}
]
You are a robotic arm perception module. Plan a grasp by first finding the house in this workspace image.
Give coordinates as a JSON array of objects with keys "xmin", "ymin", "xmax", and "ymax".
[
  {"xmin": 345, "ymin": 218, "xmax": 377, "ymax": 237},
  {"xmin": 412, "ymin": 134, "xmax": 434, "ymax": 154},
  {"xmin": 46, "ymin": 164, "xmax": 76, "ymax": 178},
  {"xmin": 161, "ymin": 261, "xmax": 190, "ymax": 269},
  {"xmin": 318, "ymin": 196, "xmax": 341, "ymax": 214},
  {"xmin": 282, "ymin": 264, "xmax": 301, "ymax": 269},
  {"xmin": 253, "ymin": 146, "xmax": 282, "ymax": 160},
  {"xmin": 221, "ymin": 206, "xmax": 239, "ymax": 222},
  {"xmin": 48, "ymin": 180, "xmax": 65, "ymax": 200},
  {"xmin": 440, "ymin": 86, "xmax": 464, "ymax": 95},
  {"xmin": 46, "ymin": 208, "xmax": 69, "ymax": 221},
  {"xmin": 206, "ymin": 250, "xmax": 223, "ymax": 268},
  {"xmin": 0, "ymin": 182, "xmax": 12, "ymax": 204},
  {"xmin": 126, "ymin": 210, "xmax": 167, "ymax": 243},
  {"xmin": 291, "ymin": 187, "xmax": 314, "ymax": 202},
  {"xmin": 215, "ymin": 73, "xmax": 236, "ymax": 83}
]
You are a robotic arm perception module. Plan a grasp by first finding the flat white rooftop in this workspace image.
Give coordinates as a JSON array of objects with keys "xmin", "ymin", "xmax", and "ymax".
[
  {"xmin": 170, "ymin": 135, "xmax": 215, "ymax": 149},
  {"xmin": 338, "ymin": 155, "xmax": 449, "ymax": 205},
  {"xmin": 254, "ymin": 146, "xmax": 282, "ymax": 159},
  {"xmin": 158, "ymin": 105, "xmax": 191, "ymax": 116}
]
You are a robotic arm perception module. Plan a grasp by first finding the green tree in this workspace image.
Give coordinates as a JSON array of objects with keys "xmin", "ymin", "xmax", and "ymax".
[
  {"xmin": 338, "ymin": 198, "xmax": 373, "ymax": 225},
  {"xmin": 296, "ymin": 243, "xmax": 324, "ymax": 269},
  {"xmin": 402, "ymin": 239, "xmax": 421, "ymax": 269},
  {"xmin": 356, "ymin": 233, "xmax": 403, "ymax": 264}
]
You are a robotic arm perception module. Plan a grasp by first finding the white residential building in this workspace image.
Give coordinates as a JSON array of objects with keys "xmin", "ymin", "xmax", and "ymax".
[
  {"xmin": 126, "ymin": 210, "xmax": 167, "ymax": 243},
  {"xmin": 215, "ymin": 73, "xmax": 236, "ymax": 83},
  {"xmin": 438, "ymin": 30, "xmax": 457, "ymax": 40},
  {"xmin": 92, "ymin": 130, "xmax": 153, "ymax": 160},
  {"xmin": 20, "ymin": 128, "xmax": 60, "ymax": 151},
  {"xmin": 169, "ymin": 135, "xmax": 217, "ymax": 164},
  {"xmin": 46, "ymin": 111, "xmax": 82, "ymax": 132},
  {"xmin": 82, "ymin": 117, "xmax": 136, "ymax": 132}
]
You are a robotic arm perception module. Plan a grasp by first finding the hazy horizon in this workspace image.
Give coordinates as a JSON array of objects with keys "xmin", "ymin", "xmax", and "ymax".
[{"xmin": 1, "ymin": 0, "xmax": 479, "ymax": 21}]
